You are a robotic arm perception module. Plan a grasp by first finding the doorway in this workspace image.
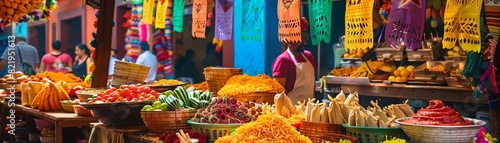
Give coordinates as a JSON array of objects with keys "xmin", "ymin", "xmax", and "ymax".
[
  {"xmin": 28, "ymin": 24, "xmax": 47, "ymax": 61},
  {"xmin": 61, "ymin": 16, "xmax": 82, "ymax": 58}
]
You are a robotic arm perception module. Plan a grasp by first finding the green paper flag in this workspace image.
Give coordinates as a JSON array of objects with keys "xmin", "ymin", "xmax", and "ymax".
[
  {"xmin": 308, "ymin": 0, "xmax": 332, "ymax": 45},
  {"xmin": 173, "ymin": 0, "xmax": 185, "ymax": 32}
]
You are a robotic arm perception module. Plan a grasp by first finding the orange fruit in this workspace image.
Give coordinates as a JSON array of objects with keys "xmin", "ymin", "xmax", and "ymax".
[
  {"xmin": 393, "ymin": 70, "xmax": 401, "ymax": 77},
  {"xmin": 401, "ymin": 76, "xmax": 408, "ymax": 82},
  {"xmin": 344, "ymin": 53, "xmax": 350, "ymax": 58},
  {"xmin": 350, "ymin": 50, "xmax": 357, "ymax": 55},
  {"xmin": 400, "ymin": 69, "xmax": 410, "ymax": 77},
  {"xmin": 357, "ymin": 53, "xmax": 363, "ymax": 58}
]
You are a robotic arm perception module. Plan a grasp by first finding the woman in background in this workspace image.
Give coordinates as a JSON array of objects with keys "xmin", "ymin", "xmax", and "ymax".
[
  {"xmin": 72, "ymin": 44, "xmax": 93, "ymax": 80},
  {"xmin": 39, "ymin": 40, "xmax": 73, "ymax": 73}
]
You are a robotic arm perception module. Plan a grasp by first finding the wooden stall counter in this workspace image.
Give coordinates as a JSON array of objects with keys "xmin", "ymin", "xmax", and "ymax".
[{"xmin": 1, "ymin": 102, "xmax": 98, "ymax": 143}]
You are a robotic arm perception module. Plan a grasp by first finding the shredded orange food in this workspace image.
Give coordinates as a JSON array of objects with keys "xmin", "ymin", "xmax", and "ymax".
[
  {"xmin": 186, "ymin": 81, "xmax": 208, "ymax": 91},
  {"xmin": 27, "ymin": 72, "xmax": 83, "ymax": 83},
  {"xmin": 286, "ymin": 113, "xmax": 305, "ymax": 124},
  {"xmin": 215, "ymin": 114, "xmax": 312, "ymax": 143},
  {"xmin": 217, "ymin": 74, "xmax": 285, "ymax": 97},
  {"xmin": 153, "ymin": 79, "xmax": 185, "ymax": 86}
]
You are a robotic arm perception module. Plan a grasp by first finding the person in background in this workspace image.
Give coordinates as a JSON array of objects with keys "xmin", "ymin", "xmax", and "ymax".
[
  {"xmin": 136, "ymin": 42, "xmax": 158, "ymax": 83},
  {"xmin": 108, "ymin": 48, "xmax": 119, "ymax": 79},
  {"xmin": 39, "ymin": 40, "xmax": 73, "ymax": 73},
  {"xmin": 175, "ymin": 49, "xmax": 202, "ymax": 83},
  {"xmin": 72, "ymin": 44, "xmax": 92, "ymax": 80},
  {"xmin": 0, "ymin": 35, "xmax": 39, "ymax": 75},
  {"xmin": 272, "ymin": 18, "xmax": 316, "ymax": 103},
  {"xmin": 202, "ymin": 43, "xmax": 222, "ymax": 68}
]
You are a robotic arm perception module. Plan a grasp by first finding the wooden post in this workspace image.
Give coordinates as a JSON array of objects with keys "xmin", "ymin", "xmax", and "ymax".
[{"xmin": 91, "ymin": 0, "xmax": 116, "ymax": 88}]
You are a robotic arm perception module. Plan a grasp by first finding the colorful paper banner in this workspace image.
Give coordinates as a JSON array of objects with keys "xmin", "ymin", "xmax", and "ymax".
[
  {"xmin": 385, "ymin": 0, "xmax": 426, "ymax": 50},
  {"xmin": 308, "ymin": 0, "xmax": 332, "ymax": 45},
  {"xmin": 215, "ymin": 0, "xmax": 234, "ymax": 40},
  {"xmin": 192, "ymin": 0, "xmax": 207, "ymax": 38},
  {"xmin": 345, "ymin": 0, "xmax": 375, "ymax": 50},
  {"xmin": 155, "ymin": 0, "xmax": 169, "ymax": 29},
  {"xmin": 142, "ymin": 0, "xmax": 155, "ymax": 24},
  {"xmin": 277, "ymin": 0, "xmax": 302, "ymax": 43},
  {"xmin": 241, "ymin": 0, "xmax": 264, "ymax": 42},
  {"xmin": 443, "ymin": 0, "xmax": 482, "ymax": 52},
  {"xmin": 172, "ymin": 0, "xmax": 185, "ymax": 32}
]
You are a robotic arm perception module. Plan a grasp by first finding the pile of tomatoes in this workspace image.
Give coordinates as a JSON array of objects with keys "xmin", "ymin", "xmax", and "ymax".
[{"xmin": 87, "ymin": 84, "xmax": 160, "ymax": 104}]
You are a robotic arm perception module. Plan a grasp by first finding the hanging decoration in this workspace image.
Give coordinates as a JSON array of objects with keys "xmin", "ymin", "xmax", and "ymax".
[
  {"xmin": 192, "ymin": 0, "xmax": 208, "ymax": 38},
  {"xmin": 307, "ymin": 0, "xmax": 332, "ymax": 45},
  {"xmin": 345, "ymin": 0, "xmax": 375, "ymax": 50},
  {"xmin": 172, "ymin": 0, "xmax": 185, "ymax": 32},
  {"xmin": 384, "ymin": 0, "xmax": 426, "ymax": 50},
  {"xmin": 213, "ymin": 37, "xmax": 224, "ymax": 53},
  {"xmin": 215, "ymin": 0, "xmax": 234, "ymax": 41},
  {"xmin": 277, "ymin": 0, "xmax": 302, "ymax": 43},
  {"xmin": 155, "ymin": 0, "xmax": 169, "ymax": 29},
  {"xmin": 124, "ymin": 5, "xmax": 143, "ymax": 62},
  {"xmin": 443, "ymin": 0, "xmax": 482, "ymax": 52},
  {"xmin": 142, "ymin": 0, "xmax": 155, "ymax": 24},
  {"xmin": 0, "ymin": 0, "xmax": 57, "ymax": 32},
  {"xmin": 240, "ymin": 0, "xmax": 264, "ymax": 42},
  {"xmin": 206, "ymin": 0, "xmax": 215, "ymax": 28}
]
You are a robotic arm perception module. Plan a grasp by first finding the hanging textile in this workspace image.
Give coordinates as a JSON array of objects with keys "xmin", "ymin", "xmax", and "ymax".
[
  {"xmin": 345, "ymin": 0, "xmax": 375, "ymax": 50},
  {"xmin": 277, "ymin": 0, "xmax": 302, "ymax": 43},
  {"xmin": 155, "ymin": 0, "xmax": 169, "ymax": 29},
  {"xmin": 307, "ymin": 0, "xmax": 332, "ymax": 45},
  {"xmin": 443, "ymin": 0, "xmax": 482, "ymax": 52},
  {"xmin": 384, "ymin": 0, "xmax": 425, "ymax": 50},
  {"xmin": 240, "ymin": 0, "xmax": 264, "ymax": 41},
  {"xmin": 142, "ymin": 0, "xmax": 155, "ymax": 24},
  {"xmin": 215, "ymin": 0, "xmax": 234, "ymax": 40},
  {"xmin": 172, "ymin": 0, "xmax": 185, "ymax": 32},
  {"xmin": 192, "ymin": 0, "xmax": 207, "ymax": 38}
]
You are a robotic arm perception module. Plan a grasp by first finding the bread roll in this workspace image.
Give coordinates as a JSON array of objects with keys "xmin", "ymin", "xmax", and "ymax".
[{"xmin": 14, "ymin": 71, "xmax": 23, "ymax": 78}]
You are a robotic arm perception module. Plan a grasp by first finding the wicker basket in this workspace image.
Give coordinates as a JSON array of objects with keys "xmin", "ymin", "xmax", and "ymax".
[
  {"xmin": 75, "ymin": 88, "xmax": 106, "ymax": 102},
  {"xmin": 141, "ymin": 109, "xmax": 197, "ymax": 133},
  {"xmin": 60, "ymin": 101, "xmax": 78, "ymax": 113},
  {"xmin": 300, "ymin": 121, "xmax": 346, "ymax": 143},
  {"xmin": 73, "ymin": 105, "xmax": 92, "ymax": 116},
  {"xmin": 203, "ymin": 67, "xmax": 242, "ymax": 95},
  {"xmin": 396, "ymin": 117, "xmax": 486, "ymax": 143},
  {"xmin": 112, "ymin": 61, "xmax": 150, "ymax": 85},
  {"xmin": 188, "ymin": 120, "xmax": 241, "ymax": 143},
  {"xmin": 342, "ymin": 124, "xmax": 408, "ymax": 143},
  {"xmin": 233, "ymin": 93, "xmax": 275, "ymax": 104},
  {"xmin": 316, "ymin": 133, "xmax": 358, "ymax": 143}
]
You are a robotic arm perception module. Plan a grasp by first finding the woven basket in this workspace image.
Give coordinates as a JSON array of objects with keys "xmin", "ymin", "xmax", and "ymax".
[
  {"xmin": 233, "ymin": 93, "xmax": 275, "ymax": 104},
  {"xmin": 396, "ymin": 117, "xmax": 486, "ymax": 143},
  {"xmin": 300, "ymin": 121, "xmax": 346, "ymax": 143},
  {"xmin": 141, "ymin": 109, "xmax": 197, "ymax": 133},
  {"xmin": 112, "ymin": 61, "xmax": 150, "ymax": 85},
  {"xmin": 316, "ymin": 133, "xmax": 358, "ymax": 143},
  {"xmin": 188, "ymin": 120, "xmax": 241, "ymax": 143},
  {"xmin": 342, "ymin": 124, "xmax": 408, "ymax": 143},
  {"xmin": 75, "ymin": 88, "xmax": 106, "ymax": 102},
  {"xmin": 73, "ymin": 105, "xmax": 92, "ymax": 116},
  {"xmin": 203, "ymin": 67, "xmax": 242, "ymax": 95}
]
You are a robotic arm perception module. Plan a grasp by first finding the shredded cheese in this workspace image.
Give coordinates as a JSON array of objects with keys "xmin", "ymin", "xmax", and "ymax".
[{"xmin": 215, "ymin": 114, "xmax": 312, "ymax": 143}]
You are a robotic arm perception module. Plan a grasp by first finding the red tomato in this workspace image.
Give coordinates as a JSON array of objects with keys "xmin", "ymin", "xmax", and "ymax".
[
  {"xmin": 120, "ymin": 85, "xmax": 127, "ymax": 89},
  {"xmin": 92, "ymin": 98, "xmax": 97, "ymax": 102},
  {"xmin": 110, "ymin": 87, "xmax": 117, "ymax": 91},
  {"xmin": 97, "ymin": 93, "xmax": 104, "ymax": 97},
  {"xmin": 141, "ymin": 87, "xmax": 151, "ymax": 93},
  {"xmin": 150, "ymin": 90, "xmax": 158, "ymax": 95},
  {"xmin": 112, "ymin": 94, "xmax": 120, "ymax": 100},
  {"xmin": 105, "ymin": 90, "xmax": 113, "ymax": 94},
  {"xmin": 103, "ymin": 95, "xmax": 111, "ymax": 100},
  {"xmin": 138, "ymin": 96, "xmax": 145, "ymax": 101},
  {"xmin": 96, "ymin": 96, "xmax": 103, "ymax": 100}
]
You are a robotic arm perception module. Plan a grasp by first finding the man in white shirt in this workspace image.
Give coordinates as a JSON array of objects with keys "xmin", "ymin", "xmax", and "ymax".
[
  {"xmin": 136, "ymin": 42, "xmax": 158, "ymax": 83},
  {"xmin": 108, "ymin": 48, "xmax": 119, "ymax": 79}
]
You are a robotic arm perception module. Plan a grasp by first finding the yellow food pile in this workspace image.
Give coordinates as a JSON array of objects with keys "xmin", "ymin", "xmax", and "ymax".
[
  {"xmin": 28, "ymin": 72, "xmax": 83, "ymax": 83},
  {"xmin": 217, "ymin": 74, "xmax": 284, "ymax": 97},
  {"xmin": 286, "ymin": 113, "xmax": 305, "ymax": 124},
  {"xmin": 350, "ymin": 60, "xmax": 384, "ymax": 78},
  {"xmin": 186, "ymin": 81, "xmax": 208, "ymax": 91},
  {"xmin": 215, "ymin": 114, "xmax": 312, "ymax": 143},
  {"xmin": 31, "ymin": 79, "xmax": 71, "ymax": 112},
  {"xmin": 330, "ymin": 66, "xmax": 357, "ymax": 76},
  {"xmin": 153, "ymin": 79, "xmax": 185, "ymax": 86}
]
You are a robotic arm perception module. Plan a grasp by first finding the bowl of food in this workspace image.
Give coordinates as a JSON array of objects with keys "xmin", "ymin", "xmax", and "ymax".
[
  {"xmin": 395, "ymin": 100, "xmax": 486, "ymax": 143},
  {"xmin": 76, "ymin": 88, "xmax": 106, "ymax": 102},
  {"xmin": 60, "ymin": 99, "xmax": 81, "ymax": 113}
]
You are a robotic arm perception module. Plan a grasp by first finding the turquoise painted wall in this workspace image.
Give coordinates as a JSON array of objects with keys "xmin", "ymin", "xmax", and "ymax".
[{"xmin": 15, "ymin": 22, "xmax": 28, "ymax": 38}]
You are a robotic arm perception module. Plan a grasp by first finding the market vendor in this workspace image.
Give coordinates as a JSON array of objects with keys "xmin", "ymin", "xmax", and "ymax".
[
  {"xmin": 272, "ymin": 18, "xmax": 316, "ymax": 103},
  {"xmin": 136, "ymin": 42, "xmax": 158, "ymax": 83}
]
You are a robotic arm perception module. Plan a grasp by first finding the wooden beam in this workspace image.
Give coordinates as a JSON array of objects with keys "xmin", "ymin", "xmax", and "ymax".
[{"xmin": 91, "ymin": 0, "xmax": 116, "ymax": 88}]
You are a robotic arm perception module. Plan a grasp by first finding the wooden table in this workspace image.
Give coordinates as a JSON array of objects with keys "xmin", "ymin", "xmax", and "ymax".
[{"xmin": 1, "ymin": 102, "xmax": 98, "ymax": 143}]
